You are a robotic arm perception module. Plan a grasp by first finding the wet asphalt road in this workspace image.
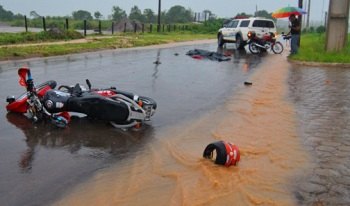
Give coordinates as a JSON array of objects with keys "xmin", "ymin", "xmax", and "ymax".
[{"xmin": 0, "ymin": 43, "xmax": 262, "ymax": 205}]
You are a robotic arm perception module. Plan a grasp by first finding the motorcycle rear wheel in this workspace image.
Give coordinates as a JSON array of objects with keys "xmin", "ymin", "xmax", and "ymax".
[
  {"xmin": 272, "ymin": 42, "xmax": 284, "ymax": 54},
  {"xmin": 248, "ymin": 43, "xmax": 260, "ymax": 54},
  {"xmin": 138, "ymin": 96, "xmax": 157, "ymax": 110}
]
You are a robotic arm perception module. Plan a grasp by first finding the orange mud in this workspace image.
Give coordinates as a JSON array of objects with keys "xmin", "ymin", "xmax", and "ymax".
[{"xmin": 54, "ymin": 55, "xmax": 309, "ymax": 206}]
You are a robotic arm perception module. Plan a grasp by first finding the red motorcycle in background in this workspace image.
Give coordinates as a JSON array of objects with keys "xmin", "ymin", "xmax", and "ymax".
[
  {"xmin": 247, "ymin": 31, "xmax": 284, "ymax": 54},
  {"xmin": 6, "ymin": 68, "xmax": 157, "ymax": 129}
]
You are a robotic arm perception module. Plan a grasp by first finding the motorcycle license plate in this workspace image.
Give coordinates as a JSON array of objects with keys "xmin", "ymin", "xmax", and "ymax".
[{"xmin": 144, "ymin": 105, "xmax": 152, "ymax": 120}]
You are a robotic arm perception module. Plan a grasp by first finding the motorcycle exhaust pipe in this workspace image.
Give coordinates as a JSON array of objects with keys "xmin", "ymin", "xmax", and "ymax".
[{"xmin": 254, "ymin": 43, "xmax": 266, "ymax": 49}]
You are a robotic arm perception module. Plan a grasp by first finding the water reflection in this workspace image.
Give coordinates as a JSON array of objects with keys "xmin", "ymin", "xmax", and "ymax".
[
  {"xmin": 216, "ymin": 46, "xmax": 262, "ymax": 73},
  {"xmin": 6, "ymin": 113, "xmax": 155, "ymax": 173}
]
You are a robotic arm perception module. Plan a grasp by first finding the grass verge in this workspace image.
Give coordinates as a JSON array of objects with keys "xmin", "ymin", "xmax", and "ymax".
[
  {"xmin": 289, "ymin": 33, "xmax": 350, "ymax": 63},
  {"xmin": 0, "ymin": 32, "xmax": 213, "ymax": 61}
]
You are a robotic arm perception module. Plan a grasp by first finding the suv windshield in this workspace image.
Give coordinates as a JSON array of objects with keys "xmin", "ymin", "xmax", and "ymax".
[{"xmin": 252, "ymin": 20, "xmax": 275, "ymax": 28}]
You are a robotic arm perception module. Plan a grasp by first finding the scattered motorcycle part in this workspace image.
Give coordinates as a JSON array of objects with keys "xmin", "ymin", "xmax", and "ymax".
[{"xmin": 203, "ymin": 141, "xmax": 240, "ymax": 167}]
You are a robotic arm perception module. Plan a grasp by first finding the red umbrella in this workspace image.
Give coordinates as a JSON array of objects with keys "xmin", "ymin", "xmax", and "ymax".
[{"xmin": 272, "ymin": 6, "xmax": 307, "ymax": 18}]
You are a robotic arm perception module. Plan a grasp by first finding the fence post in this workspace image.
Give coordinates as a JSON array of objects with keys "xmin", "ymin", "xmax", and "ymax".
[
  {"xmin": 24, "ymin": 16, "xmax": 28, "ymax": 32},
  {"xmin": 65, "ymin": 18, "xmax": 69, "ymax": 30},
  {"xmin": 111, "ymin": 22, "xmax": 114, "ymax": 35},
  {"xmin": 42, "ymin": 17, "xmax": 46, "ymax": 32},
  {"xmin": 134, "ymin": 23, "xmax": 137, "ymax": 33},
  {"xmin": 124, "ymin": 22, "xmax": 127, "ymax": 33},
  {"xmin": 84, "ymin": 20, "xmax": 87, "ymax": 36},
  {"xmin": 98, "ymin": 20, "xmax": 102, "ymax": 34}
]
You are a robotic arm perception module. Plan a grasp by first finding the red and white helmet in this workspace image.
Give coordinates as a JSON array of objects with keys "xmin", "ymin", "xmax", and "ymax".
[{"xmin": 203, "ymin": 141, "xmax": 240, "ymax": 167}]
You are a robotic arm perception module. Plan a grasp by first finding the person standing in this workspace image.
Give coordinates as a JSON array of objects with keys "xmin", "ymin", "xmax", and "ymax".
[{"xmin": 288, "ymin": 14, "xmax": 301, "ymax": 55}]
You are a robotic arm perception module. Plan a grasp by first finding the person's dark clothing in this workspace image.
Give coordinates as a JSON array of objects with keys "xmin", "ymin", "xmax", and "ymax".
[{"xmin": 290, "ymin": 19, "xmax": 301, "ymax": 35}]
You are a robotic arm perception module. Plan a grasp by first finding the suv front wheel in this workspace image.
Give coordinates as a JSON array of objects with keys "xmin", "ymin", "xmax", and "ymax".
[
  {"xmin": 235, "ymin": 35, "xmax": 244, "ymax": 50},
  {"xmin": 218, "ymin": 34, "xmax": 225, "ymax": 47}
]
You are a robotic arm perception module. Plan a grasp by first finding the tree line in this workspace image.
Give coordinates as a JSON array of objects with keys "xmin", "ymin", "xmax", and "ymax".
[{"xmin": 0, "ymin": 4, "xmax": 216, "ymax": 24}]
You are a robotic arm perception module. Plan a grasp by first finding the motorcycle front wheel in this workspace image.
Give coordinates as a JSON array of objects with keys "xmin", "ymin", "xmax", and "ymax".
[
  {"xmin": 272, "ymin": 42, "xmax": 284, "ymax": 54},
  {"xmin": 248, "ymin": 43, "xmax": 260, "ymax": 54}
]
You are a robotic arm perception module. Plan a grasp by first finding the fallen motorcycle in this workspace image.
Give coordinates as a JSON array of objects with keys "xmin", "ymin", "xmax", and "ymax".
[
  {"xmin": 247, "ymin": 31, "xmax": 284, "ymax": 54},
  {"xmin": 6, "ymin": 68, "xmax": 157, "ymax": 129}
]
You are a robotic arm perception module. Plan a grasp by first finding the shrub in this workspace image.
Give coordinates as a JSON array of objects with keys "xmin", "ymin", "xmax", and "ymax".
[{"xmin": 316, "ymin": 26, "xmax": 325, "ymax": 33}]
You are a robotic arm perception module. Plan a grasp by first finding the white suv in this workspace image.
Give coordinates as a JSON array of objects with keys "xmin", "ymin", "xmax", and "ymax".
[{"xmin": 217, "ymin": 17, "xmax": 277, "ymax": 49}]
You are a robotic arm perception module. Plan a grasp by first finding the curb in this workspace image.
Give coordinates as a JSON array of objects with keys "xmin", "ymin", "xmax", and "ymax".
[{"xmin": 288, "ymin": 58, "xmax": 350, "ymax": 68}]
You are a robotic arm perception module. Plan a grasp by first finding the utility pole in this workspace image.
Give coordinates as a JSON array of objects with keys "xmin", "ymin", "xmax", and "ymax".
[
  {"xmin": 325, "ymin": 0, "xmax": 350, "ymax": 51},
  {"xmin": 307, "ymin": 0, "xmax": 311, "ymax": 28},
  {"xmin": 298, "ymin": 0, "xmax": 303, "ymax": 23},
  {"xmin": 298, "ymin": 0, "xmax": 303, "ymax": 46},
  {"xmin": 157, "ymin": 0, "xmax": 161, "ymax": 32}
]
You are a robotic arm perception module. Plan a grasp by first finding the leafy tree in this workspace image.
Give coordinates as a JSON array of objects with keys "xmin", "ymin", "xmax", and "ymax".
[
  {"xmin": 129, "ymin": 5, "xmax": 145, "ymax": 22},
  {"xmin": 143, "ymin": 8, "xmax": 155, "ymax": 23},
  {"xmin": 155, "ymin": 11, "xmax": 167, "ymax": 24},
  {"xmin": 72, "ymin": 10, "xmax": 93, "ymax": 20},
  {"xmin": 111, "ymin": 6, "xmax": 127, "ymax": 22},
  {"xmin": 0, "ymin": 5, "xmax": 14, "ymax": 20},
  {"xmin": 13, "ymin": 13, "xmax": 24, "ymax": 19},
  {"xmin": 30, "ymin": 11, "xmax": 41, "ymax": 19},
  {"xmin": 234, "ymin": 12, "xmax": 252, "ymax": 19},
  {"xmin": 165, "ymin": 5, "xmax": 193, "ymax": 23},
  {"xmin": 94, "ymin": 11, "xmax": 103, "ymax": 19},
  {"xmin": 255, "ymin": 10, "xmax": 274, "ymax": 20},
  {"xmin": 203, "ymin": 10, "xmax": 212, "ymax": 21},
  {"xmin": 309, "ymin": 26, "xmax": 315, "ymax": 33}
]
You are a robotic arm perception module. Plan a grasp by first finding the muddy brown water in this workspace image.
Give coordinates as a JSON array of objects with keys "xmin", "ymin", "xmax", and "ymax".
[{"xmin": 53, "ymin": 54, "xmax": 310, "ymax": 206}]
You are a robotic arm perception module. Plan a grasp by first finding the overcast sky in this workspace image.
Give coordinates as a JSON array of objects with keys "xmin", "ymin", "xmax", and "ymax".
[{"xmin": 1, "ymin": 0, "xmax": 329, "ymax": 22}]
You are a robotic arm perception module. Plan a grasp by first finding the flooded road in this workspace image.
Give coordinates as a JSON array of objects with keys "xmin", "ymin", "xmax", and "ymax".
[
  {"xmin": 0, "ymin": 42, "xmax": 266, "ymax": 205},
  {"xmin": 53, "ymin": 52, "xmax": 309, "ymax": 206}
]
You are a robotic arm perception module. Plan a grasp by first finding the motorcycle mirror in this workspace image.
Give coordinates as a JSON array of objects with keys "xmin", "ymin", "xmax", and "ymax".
[{"xmin": 86, "ymin": 79, "xmax": 92, "ymax": 90}]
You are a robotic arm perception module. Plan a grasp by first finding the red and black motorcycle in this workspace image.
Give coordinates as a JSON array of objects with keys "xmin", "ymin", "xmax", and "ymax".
[
  {"xmin": 6, "ymin": 68, "xmax": 157, "ymax": 129},
  {"xmin": 247, "ymin": 31, "xmax": 284, "ymax": 54}
]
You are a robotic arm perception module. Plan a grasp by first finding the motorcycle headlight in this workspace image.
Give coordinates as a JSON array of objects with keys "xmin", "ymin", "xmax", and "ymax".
[{"xmin": 247, "ymin": 31, "xmax": 252, "ymax": 38}]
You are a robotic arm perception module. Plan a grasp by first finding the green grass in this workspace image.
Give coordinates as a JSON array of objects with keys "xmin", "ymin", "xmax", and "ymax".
[
  {"xmin": 0, "ymin": 30, "xmax": 83, "ymax": 45},
  {"xmin": 0, "ymin": 32, "xmax": 213, "ymax": 60},
  {"xmin": 289, "ymin": 33, "xmax": 350, "ymax": 63}
]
